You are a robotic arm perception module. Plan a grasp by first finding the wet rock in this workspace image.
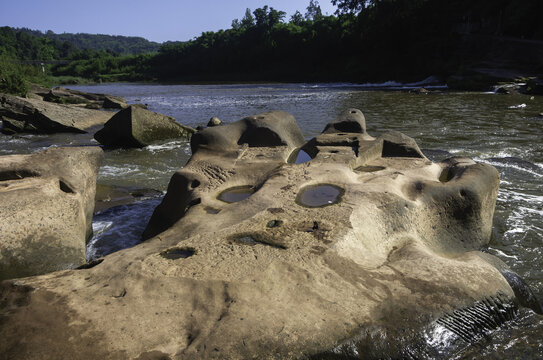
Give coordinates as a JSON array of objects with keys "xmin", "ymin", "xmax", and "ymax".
[
  {"xmin": 94, "ymin": 184, "xmax": 163, "ymax": 213},
  {"xmin": 94, "ymin": 105, "xmax": 196, "ymax": 148},
  {"xmin": 0, "ymin": 109, "xmax": 520, "ymax": 359},
  {"xmin": 495, "ymin": 86, "xmax": 510, "ymax": 94},
  {"xmin": 0, "ymin": 93, "xmax": 114, "ymax": 134},
  {"xmin": 207, "ymin": 116, "xmax": 222, "ymax": 127},
  {"xmin": 0, "ymin": 146, "xmax": 103, "ymax": 281}
]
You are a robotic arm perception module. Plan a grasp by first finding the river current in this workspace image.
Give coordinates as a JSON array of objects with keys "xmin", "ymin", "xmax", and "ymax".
[{"xmin": 1, "ymin": 83, "xmax": 541, "ymax": 358}]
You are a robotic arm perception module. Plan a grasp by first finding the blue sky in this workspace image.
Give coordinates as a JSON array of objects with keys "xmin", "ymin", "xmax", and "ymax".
[{"xmin": 0, "ymin": 0, "xmax": 337, "ymax": 43}]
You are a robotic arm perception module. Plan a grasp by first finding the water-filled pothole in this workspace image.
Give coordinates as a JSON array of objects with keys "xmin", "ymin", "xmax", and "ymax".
[
  {"xmin": 217, "ymin": 186, "xmax": 255, "ymax": 203},
  {"xmin": 295, "ymin": 184, "xmax": 344, "ymax": 208},
  {"xmin": 355, "ymin": 165, "xmax": 385, "ymax": 173},
  {"xmin": 287, "ymin": 148, "xmax": 312, "ymax": 164},
  {"xmin": 161, "ymin": 247, "xmax": 195, "ymax": 260}
]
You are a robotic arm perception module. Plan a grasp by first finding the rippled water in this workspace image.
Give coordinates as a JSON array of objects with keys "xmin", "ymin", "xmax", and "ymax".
[{"xmin": 1, "ymin": 83, "xmax": 541, "ymax": 358}]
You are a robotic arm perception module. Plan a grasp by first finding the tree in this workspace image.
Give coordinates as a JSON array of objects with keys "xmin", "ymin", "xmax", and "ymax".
[
  {"xmin": 305, "ymin": 0, "xmax": 323, "ymax": 20},
  {"xmin": 290, "ymin": 10, "xmax": 304, "ymax": 25},
  {"xmin": 241, "ymin": 8, "xmax": 255, "ymax": 28},
  {"xmin": 331, "ymin": 0, "xmax": 367, "ymax": 14},
  {"xmin": 253, "ymin": 6, "xmax": 286, "ymax": 29}
]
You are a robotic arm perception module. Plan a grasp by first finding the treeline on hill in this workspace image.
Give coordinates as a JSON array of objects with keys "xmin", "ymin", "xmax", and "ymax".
[
  {"xmin": 148, "ymin": 0, "xmax": 543, "ymax": 83},
  {"xmin": 0, "ymin": 26, "xmax": 154, "ymax": 93},
  {"xmin": 18, "ymin": 28, "xmax": 161, "ymax": 55},
  {"xmin": 2, "ymin": 0, "xmax": 543, "ymax": 95}
]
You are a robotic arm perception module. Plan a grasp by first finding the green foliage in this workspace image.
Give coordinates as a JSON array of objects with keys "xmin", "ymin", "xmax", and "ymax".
[
  {"xmin": 3, "ymin": 0, "xmax": 541, "ymax": 87},
  {"xmin": 17, "ymin": 28, "xmax": 161, "ymax": 55},
  {"xmin": 305, "ymin": 0, "xmax": 323, "ymax": 21},
  {"xmin": 0, "ymin": 56, "xmax": 28, "ymax": 95}
]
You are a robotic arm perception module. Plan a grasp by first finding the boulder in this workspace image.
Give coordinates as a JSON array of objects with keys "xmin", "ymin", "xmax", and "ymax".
[
  {"xmin": 94, "ymin": 105, "xmax": 196, "ymax": 148},
  {"xmin": 0, "ymin": 146, "xmax": 103, "ymax": 281},
  {"xmin": 524, "ymin": 77, "xmax": 543, "ymax": 95},
  {"xmin": 409, "ymin": 87, "xmax": 429, "ymax": 94},
  {"xmin": 0, "ymin": 110, "xmax": 529, "ymax": 359},
  {"xmin": 207, "ymin": 116, "xmax": 222, "ymax": 127},
  {"xmin": 495, "ymin": 86, "xmax": 510, "ymax": 94},
  {"xmin": 0, "ymin": 94, "xmax": 114, "ymax": 134},
  {"xmin": 43, "ymin": 87, "xmax": 127, "ymax": 107}
]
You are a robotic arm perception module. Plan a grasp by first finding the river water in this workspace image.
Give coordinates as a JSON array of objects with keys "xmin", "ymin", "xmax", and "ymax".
[{"xmin": 1, "ymin": 83, "xmax": 542, "ymax": 358}]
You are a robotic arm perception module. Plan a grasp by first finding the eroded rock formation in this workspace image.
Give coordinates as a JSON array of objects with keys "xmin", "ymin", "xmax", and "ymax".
[
  {"xmin": 0, "ymin": 94, "xmax": 114, "ymax": 134},
  {"xmin": 94, "ymin": 105, "xmax": 196, "ymax": 148},
  {"xmin": 0, "ymin": 109, "xmax": 522, "ymax": 359},
  {"xmin": 0, "ymin": 147, "xmax": 103, "ymax": 281}
]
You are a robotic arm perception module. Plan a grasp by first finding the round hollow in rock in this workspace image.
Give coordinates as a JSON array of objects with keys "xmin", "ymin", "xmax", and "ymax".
[
  {"xmin": 160, "ymin": 248, "xmax": 195, "ymax": 260},
  {"xmin": 295, "ymin": 184, "xmax": 344, "ymax": 208},
  {"xmin": 355, "ymin": 165, "xmax": 386, "ymax": 173},
  {"xmin": 217, "ymin": 186, "xmax": 255, "ymax": 203}
]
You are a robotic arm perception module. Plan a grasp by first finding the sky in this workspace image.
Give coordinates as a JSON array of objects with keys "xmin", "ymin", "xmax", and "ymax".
[{"xmin": 0, "ymin": 0, "xmax": 338, "ymax": 43}]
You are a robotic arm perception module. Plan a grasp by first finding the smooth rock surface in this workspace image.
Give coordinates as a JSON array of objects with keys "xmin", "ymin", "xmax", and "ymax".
[
  {"xmin": 0, "ymin": 147, "xmax": 103, "ymax": 281},
  {"xmin": 94, "ymin": 105, "xmax": 196, "ymax": 148},
  {"xmin": 0, "ymin": 110, "xmax": 518, "ymax": 359},
  {"xmin": 0, "ymin": 94, "xmax": 114, "ymax": 134}
]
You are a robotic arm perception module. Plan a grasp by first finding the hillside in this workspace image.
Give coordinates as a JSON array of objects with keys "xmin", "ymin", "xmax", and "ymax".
[{"xmin": 17, "ymin": 28, "xmax": 161, "ymax": 55}]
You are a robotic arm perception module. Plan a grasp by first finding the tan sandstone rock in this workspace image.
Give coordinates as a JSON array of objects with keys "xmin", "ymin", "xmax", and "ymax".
[
  {"xmin": 0, "ymin": 93, "xmax": 115, "ymax": 134},
  {"xmin": 0, "ymin": 147, "xmax": 103, "ymax": 281},
  {"xmin": 94, "ymin": 105, "xmax": 196, "ymax": 148},
  {"xmin": 0, "ymin": 109, "xmax": 521, "ymax": 359}
]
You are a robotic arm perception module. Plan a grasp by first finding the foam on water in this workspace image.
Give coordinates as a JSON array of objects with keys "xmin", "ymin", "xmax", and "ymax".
[
  {"xmin": 508, "ymin": 103, "xmax": 527, "ymax": 109},
  {"xmin": 87, "ymin": 197, "xmax": 163, "ymax": 261}
]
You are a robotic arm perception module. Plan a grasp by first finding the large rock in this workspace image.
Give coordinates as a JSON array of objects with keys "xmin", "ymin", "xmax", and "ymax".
[
  {"xmin": 0, "ymin": 110, "xmax": 529, "ymax": 359},
  {"xmin": 0, "ymin": 147, "xmax": 103, "ymax": 281},
  {"xmin": 39, "ymin": 86, "xmax": 127, "ymax": 108},
  {"xmin": 0, "ymin": 94, "xmax": 114, "ymax": 134},
  {"xmin": 94, "ymin": 105, "xmax": 196, "ymax": 148}
]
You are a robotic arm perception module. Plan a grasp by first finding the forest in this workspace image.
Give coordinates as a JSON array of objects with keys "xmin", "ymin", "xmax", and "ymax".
[{"xmin": 1, "ymin": 0, "xmax": 542, "ymax": 95}]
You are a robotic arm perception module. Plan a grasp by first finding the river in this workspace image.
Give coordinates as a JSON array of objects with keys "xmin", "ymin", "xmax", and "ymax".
[{"xmin": 1, "ymin": 83, "xmax": 541, "ymax": 358}]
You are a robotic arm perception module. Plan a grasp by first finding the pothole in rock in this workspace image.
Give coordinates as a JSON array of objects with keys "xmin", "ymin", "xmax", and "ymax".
[
  {"xmin": 355, "ymin": 165, "xmax": 386, "ymax": 173},
  {"xmin": 230, "ymin": 235, "xmax": 286, "ymax": 249},
  {"xmin": 287, "ymin": 148, "xmax": 313, "ymax": 164},
  {"xmin": 160, "ymin": 247, "xmax": 195, "ymax": 260},
  {"xmin": 217, "ymin": 185, "xmax": 255, "ymax": 203},
  {"xmin": 439, "ymin": 167, "xmax": 455, "ymax": 182},
  {"xmin": 204, "ymin": 206, "xmax": 221, "ymax": 214},
  {"xmin": 266, "ymin": 219, "xmax": 283, "ymax": 228},
  {"xmin": 295, "ymin": 184, "xmax": 344, "ymax": 208}
]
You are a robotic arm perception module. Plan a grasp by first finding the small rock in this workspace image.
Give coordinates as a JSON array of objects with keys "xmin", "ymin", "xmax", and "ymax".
[
  {"xmin": 495, "ymin": 87, "xmax": 510, "ymax": 95},
  {"xmin": 207, "ymin": 117, "xmax": 222, "ymax": 127},
  {"xmin": 409, "ymin": 87, "xmax": 429, "ymax": 94}
]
